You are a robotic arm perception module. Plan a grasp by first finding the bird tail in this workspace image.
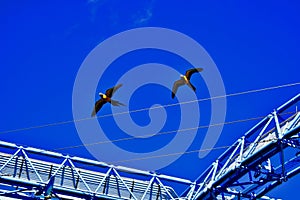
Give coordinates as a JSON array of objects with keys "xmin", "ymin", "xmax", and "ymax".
[
  {"xmin": 91, "ymin": 109, "xmax": 96, "ymax": 117},
  {"xmin": 111, "ymin": 100, "xmax": 125, "ymax": 106}
]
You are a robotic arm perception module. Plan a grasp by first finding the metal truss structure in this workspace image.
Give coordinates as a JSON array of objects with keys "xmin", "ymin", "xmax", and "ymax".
[
  {"xmin": 183, "ymin": 93, "xmax": 300, "ymax": 200},
  {"xmin": 0, "ymin": 141, "xmax": 192, "ymax": 199},
  {"xmin": 0, "ymin": 93, "xmax": 299, "ymax": 199}
]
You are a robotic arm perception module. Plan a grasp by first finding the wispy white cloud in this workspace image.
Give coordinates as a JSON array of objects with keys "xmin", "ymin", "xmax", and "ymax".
[
  {"xmin": 87, "ymin": 0, "xmax": 105, "ymax": 4},
  {"xmin": 86, "ymin": 0, "xmax": 155, "ymax": 32},
  {"xmin": 133, "ymin": 3, "xmax": 154, "ymax": 26},
  {"xmin": 87, "ymin": 0, "xmax": 108, "ymax": 23}
]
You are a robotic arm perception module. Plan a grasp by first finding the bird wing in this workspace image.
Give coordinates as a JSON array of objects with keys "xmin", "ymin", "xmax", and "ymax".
[
  {"xmin": 185, "ymin": 68, "xmax": 203, "ymax": 80},
  {"xmin": 172, "ymin": 79, "xmax": 185, "ymax": 98},
  {"xmin": 105, "ymin": 84, "xmax": 123, "ymax": 98},
  {"xmin": 187, "ymin": 82, "xmax": 196, "ymax": 92},
  {"xmin": 111, "ymin": 99, "xmax": 126, "ymax": 106},
  {"xmin": 91, "ymin": 99, "xmax": 106, "ymax": 117}
]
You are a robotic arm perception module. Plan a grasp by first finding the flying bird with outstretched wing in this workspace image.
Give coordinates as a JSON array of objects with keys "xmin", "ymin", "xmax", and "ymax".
[
  {"xmin": 172, "ymin": 68, "xmax": 203, "ymax": 98},
  {"xmin": 91, "ymin": 84, "xmax": 125, "ymax": 117}
]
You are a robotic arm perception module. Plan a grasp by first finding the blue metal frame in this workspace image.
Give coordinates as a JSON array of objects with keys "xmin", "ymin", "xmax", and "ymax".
[
  {"xmin": 185, "ymin": 93, "xmax": 300, "ymax": 200},
  {"xmin": 0, "ymin": 140, "xmax": 192, "ymax": 199}
]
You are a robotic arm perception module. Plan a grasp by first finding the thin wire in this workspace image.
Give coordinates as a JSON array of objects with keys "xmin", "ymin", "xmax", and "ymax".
[
  {"xmin": 0, "ymin": 82, "xmax": 299, "ymax": 135},
  {"xmin": 111, "ymin": 137, "xmax": 293, "ymax": 165},
  {"xmin": 53, "ymin": 115, "xmax": 266, "ymax": 151},
  {"xmin": 94, "ymin": 82, "xmax": 300, "ymax": 119},
  {"xmin": 113, "ymin": 146, "xmax": 232, "ymax": 164},
  {"xmin": 111, "ymin": 112, "xmax": 300, "ymax": 164},
  {"xmin": 54, "ymin": 111, "xmax": 295, "ymax": 151}
]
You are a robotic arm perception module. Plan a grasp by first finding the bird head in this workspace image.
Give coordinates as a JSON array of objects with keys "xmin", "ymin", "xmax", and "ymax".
[
  {"xmin": 180, "ymin": 74, "xmax": 184, "ymax": 78},
  {"xmin": 99, "ymin": 92, "xmax": 107, "ymax": 99}
]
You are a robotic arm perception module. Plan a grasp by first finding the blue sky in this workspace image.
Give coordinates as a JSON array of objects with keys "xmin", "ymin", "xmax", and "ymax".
[{"xmin": 1, "ymin": 1, "xmax": 300, "ymax": 198}]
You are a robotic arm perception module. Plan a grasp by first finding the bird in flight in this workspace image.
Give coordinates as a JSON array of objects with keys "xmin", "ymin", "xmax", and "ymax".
[
  {"xmin": 172, "ymin": 68, "xmax": 203, "ymax": 98},
  {"xmin": 91, "ymin": 84, "xmax": 125, "ymax": 117}
]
